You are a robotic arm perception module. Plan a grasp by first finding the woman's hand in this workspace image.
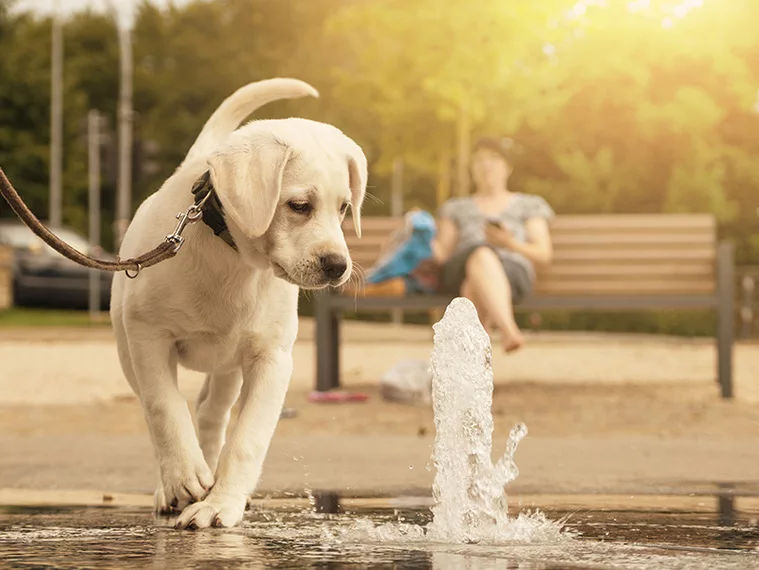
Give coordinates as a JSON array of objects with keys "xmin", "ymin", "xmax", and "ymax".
[
  {"xmin": 485, "ymin": 218, "xmax": 553, "ymax": 266},
  {"xmin": 486, "ymin": 219, "xmax": 553, "ymax": 265},
  {"xmin": 484, "ymin": 222, "xmax": 517, "ymax": 250}
]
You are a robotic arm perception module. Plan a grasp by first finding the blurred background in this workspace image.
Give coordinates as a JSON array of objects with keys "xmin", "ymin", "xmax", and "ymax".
[
  {"xmin": 0, "ymin": 0, "xmax": 757, "ymax": 336},
  {"xmin": 1, "ymin": 3, "xmax": 758, "ymax": 537}
]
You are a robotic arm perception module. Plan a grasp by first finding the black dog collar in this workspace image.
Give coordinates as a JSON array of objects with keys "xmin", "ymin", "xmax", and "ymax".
[{"xmin": 190, "ymin": 171, "xmax": 238, "ymax": 252}]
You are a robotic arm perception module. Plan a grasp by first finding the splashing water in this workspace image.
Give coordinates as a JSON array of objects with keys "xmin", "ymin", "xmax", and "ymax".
[
  {"xmin": 293, "ymin": 297, "xmax": 566, "ymax": 546},
  {"xmin": 425, "ymin": 297, "xmax": 557, "ymax": 543}
]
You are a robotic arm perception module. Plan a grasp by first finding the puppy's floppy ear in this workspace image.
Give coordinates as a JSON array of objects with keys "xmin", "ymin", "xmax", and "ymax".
[
  {"xmin": 207, "ymin": 135, "xmax": 292, "ymax": 240},
  {"xmin": 343, "ymin": 137, "xmax": 368, "ymax": 238}
]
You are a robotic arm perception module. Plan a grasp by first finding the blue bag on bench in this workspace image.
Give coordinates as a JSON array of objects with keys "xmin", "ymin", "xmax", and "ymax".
[{"xmin": 365, "ymin": 210, "xmax": 438, "ymax": 294}]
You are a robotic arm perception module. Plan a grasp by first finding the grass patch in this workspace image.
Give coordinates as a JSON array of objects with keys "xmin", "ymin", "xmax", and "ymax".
[{"xmin": 0, "ymin": 308, "xmax": 111, "ymax": 328}]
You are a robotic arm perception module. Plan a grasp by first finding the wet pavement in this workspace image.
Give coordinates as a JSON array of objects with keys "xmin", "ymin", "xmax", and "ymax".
[{"xmin": 0, "ymin": 494, "xmax": 757, "ymax": 569}]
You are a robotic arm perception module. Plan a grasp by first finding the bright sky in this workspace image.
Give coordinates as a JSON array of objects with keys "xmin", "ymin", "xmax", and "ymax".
[
  {"xmin": 569, "ymin": 0, "xmax": 705, "ymax": 26},
  {"xmin": 12, "ymin": 0, "xmax": 194, "ymax": 25}
]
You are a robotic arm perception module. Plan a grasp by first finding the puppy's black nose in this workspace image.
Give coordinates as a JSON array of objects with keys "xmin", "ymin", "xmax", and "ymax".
[{"xmin": 320, "ymin": 254, "xmax": 348, "ymax": 280}]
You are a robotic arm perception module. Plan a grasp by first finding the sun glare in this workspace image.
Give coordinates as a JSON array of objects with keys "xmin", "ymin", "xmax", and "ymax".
[
  {"xmin": 545, "ymin": 0, "xmax": 708, "ymax": 61},
  {"xmin": 568, "ymin": 0, "xmax": 705, "ymax": 28}
]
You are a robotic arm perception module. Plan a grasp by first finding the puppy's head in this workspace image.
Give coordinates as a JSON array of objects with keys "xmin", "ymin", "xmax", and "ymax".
[{"xmin": 207, "ymin": 119, "xmax": 366, "ymax": 289}]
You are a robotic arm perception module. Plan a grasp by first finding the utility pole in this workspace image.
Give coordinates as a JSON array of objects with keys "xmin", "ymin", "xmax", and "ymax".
[
  {"xmin": 49, "ymin": 0, "xmax": 63, "ymax": 227},
  {"xmin": 113, "ymin": 14, "xmax": 134, "ymax": 248},
  {"xmin": 88, "ymin": 110, "xmax": 103, "ymax": 320}
]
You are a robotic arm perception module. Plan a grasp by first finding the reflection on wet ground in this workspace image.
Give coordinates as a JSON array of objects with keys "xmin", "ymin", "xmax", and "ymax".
[{"xmin": 0, "ymin": 494, "xmax": 757, "ymax": 569}]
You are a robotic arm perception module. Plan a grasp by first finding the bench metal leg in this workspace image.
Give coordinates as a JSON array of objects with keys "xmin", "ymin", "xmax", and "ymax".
[
  {"xmin": 716, "ymin": 241, "xmax": 735, "ymax": 399},
  {"xmin": 315, "ymin": 292, "xmax": 341, "ymax": 392}
]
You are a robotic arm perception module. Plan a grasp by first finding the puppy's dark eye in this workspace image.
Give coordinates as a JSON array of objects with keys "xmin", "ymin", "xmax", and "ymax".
[
  {"xmin": 340, "ymin": 202, "xmax": 350, "ymax": 215},
  {"xmin": 288, "ymin": 201, "xmax": 312, "ymax": 214}
]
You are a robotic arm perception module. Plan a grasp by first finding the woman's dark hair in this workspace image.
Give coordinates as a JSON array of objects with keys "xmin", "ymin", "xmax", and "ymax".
[{"xmin": 471, "ymin": 136, "xmax": 519, "ymax": 163}]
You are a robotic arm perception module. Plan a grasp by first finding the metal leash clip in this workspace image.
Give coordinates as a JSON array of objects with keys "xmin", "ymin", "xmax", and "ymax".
[{"xmin": 165, "ymin": 191, "xmax": 212, "ymax": 253}]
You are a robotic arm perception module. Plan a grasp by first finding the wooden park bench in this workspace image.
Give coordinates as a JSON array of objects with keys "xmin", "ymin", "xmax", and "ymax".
[{"xmin": 313, "ymin": 214, "xmax": 736, "ymax": 398}]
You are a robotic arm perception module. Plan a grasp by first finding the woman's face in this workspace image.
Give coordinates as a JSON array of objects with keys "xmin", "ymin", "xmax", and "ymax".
[{"xmin": 471, "ymin": 148, "xmax": 511, "ymax": 191}]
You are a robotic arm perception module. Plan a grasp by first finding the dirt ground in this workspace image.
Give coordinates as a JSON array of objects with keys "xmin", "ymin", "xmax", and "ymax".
[
  {"xmin": 0, "ymin": 319, "xmax": 758, "ymax": 500},
  {"xmin": 2, "ymin": 318, "xmax": 759, "ymax": 405},
  {"xmin": 2, "ymin": 380, "xmax": 755, "ymax": 440}
]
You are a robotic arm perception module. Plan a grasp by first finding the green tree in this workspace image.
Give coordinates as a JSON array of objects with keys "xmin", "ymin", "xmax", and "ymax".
[
  {"xmin": 513, "ymin": 0, "xmax": 759, "ymax": 263},
  {"xmin": 130, "ymin": 0, "xmax": 347, "ymax": 199},
  {"xmin": 2, "ymin": 0, "xmax": 758, "ymax": 266},
  {"xmin": 323, "ymin": 0, "xmax": 569, "ymax": 180},
  {"xmin": 0, "ymin": 5, "xmax": 89, "ymax": 230}
]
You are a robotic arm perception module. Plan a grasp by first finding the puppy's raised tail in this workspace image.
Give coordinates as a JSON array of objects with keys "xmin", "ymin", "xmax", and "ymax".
[{"xmin": 184, "ymin": 78, "xmax": 319, "ymax": 163}]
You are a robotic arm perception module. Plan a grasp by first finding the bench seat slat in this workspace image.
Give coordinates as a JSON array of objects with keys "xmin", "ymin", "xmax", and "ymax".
[
  {"xmin": 535, "ymin": 280, "xmax": 714, "ymax": 295},
  {"xmin": 326, "ymin": 293, "xmax": 718, "ymax": 310},
  {"xmin": 349, "ymin": 263, "xmax": 715, "ymax": 278},
  {"xmin": 547, "ymin": 248, "xmax": 714, "ymax": 262},
  {"xmin": 343, "ymin": 214, "xmax": 715, "ymax": 232},
  {"xmin": 548, "ymin": 233, "xmax": 715, "ymax": 246},
  {"xmin": 346, "ymin": 235, "xmax": 717, "ymax": 251},
  {"xmin": 540, "ymin": 263, "xmax": 713, "ymax": 278},
  {"xmin": 349, "ymin": 249, "xmax": 716, "ymax": 266},
  {"xmin": 548, "ymin": 214, "xmax": 715, "ymax": 231},
  {"xmin": 339, "ymin": 280, "xmax": 715, "ymax": 296}
]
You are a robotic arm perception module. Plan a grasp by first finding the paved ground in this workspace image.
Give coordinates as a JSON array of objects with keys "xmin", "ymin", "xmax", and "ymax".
[{"xmin": 0, "ymin": 318, "xmax": 757, "ymax": 503}]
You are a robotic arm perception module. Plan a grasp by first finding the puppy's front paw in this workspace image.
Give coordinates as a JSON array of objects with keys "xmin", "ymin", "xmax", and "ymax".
[
  {"xmin": 174, "ymin": 492, "xmax": 246, "ymax": 530},
  {"xmin": 160, "ymin": 457, "xmax": 214, "ymax": 512}
]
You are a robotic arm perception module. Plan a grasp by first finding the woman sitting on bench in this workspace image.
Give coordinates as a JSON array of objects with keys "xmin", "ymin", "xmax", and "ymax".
[{"xmin": 431, "ymin": 136, "xmax": 555, "ymax": 353}]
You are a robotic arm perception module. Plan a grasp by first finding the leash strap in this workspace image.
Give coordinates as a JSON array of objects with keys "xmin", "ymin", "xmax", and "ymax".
[{"xmin": 0, "ymin": 166, "xmax": 179, "ymax": 278}]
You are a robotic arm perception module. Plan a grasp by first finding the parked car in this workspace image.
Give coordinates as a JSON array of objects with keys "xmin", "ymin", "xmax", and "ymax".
[{"xmin": 0, "ymin": 219, "xmax": 114, "ymax": 310}]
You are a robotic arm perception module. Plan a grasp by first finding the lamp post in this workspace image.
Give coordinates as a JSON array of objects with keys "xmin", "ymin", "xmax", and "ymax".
[
  {"xmin": 114, "ymin": 18, "xmax": 133, "ymax": 249},
  {"xmin": 105, "ymin": 1, "xmax": 134, "ymax": 249},
  {"xmin": 88, "ymin": 109, "xmax": 103, "ymax": 319}
]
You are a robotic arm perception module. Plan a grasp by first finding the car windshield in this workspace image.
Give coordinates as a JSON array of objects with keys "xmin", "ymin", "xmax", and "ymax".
[{"xmin": 0, "ymin": 224, "xmax": 91, "ymax": 254}]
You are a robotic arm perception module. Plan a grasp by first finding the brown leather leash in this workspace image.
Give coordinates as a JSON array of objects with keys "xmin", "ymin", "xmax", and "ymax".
[{"xmin": 0, "ymin": 166, "xmax": 210, "ymax": 279}]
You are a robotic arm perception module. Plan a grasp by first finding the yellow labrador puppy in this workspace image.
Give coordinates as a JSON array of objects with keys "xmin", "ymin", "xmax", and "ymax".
[{"xmin": 110, "ymin": 78, "xmax": 366, "ymax": 529}]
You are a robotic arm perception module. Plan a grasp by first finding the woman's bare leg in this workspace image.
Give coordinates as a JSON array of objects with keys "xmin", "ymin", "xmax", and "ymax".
[
  {"xmin": 460, "ymin": 279, "xmax": 495, "ymax": 334},
  {"xmin": 462, "ymin": 247, "xmax": 524, "ymax": 352}
]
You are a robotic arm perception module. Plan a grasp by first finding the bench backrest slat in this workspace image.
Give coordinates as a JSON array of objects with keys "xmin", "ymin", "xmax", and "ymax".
[{"xmin": 342, "ymin": 214, "xmax": 717, "ymax": 296}]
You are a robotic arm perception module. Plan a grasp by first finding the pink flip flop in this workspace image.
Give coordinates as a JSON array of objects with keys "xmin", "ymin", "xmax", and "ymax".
[{"xmin": 307, "ymin": 391, "xmax": 370, "ymax": 403}]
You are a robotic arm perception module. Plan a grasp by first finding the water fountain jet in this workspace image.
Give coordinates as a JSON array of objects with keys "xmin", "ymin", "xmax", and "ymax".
[{"xmin": 427, "ymin": 297, "xmax": 529, "ymax": 543}]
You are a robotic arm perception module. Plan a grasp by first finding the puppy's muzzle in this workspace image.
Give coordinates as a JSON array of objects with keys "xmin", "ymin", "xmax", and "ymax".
[{"xmin": 320, "ymin": 253, "xmax": 348, "ymax": 282}]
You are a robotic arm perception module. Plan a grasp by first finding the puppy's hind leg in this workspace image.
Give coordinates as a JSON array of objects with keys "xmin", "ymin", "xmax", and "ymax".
[
  {"xmin": 114, "ymin": 301, "xmax": 174, "ymax": 516},
  {"xmin": 196, "ymin": 370, "xmax": 243, "ymax": 473},
  {"xmin": 126, "ymin": 327, "xmax": 214, "ymax": 514},
  {"xmin": 111, "ymin": 298, "xmax": 141, "ymax": 397}
]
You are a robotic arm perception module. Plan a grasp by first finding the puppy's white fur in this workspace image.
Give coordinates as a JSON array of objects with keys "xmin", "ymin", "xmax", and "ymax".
[{"xmin": 110, "ymin": 78, "xmax": 366, "ymax": 529}]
